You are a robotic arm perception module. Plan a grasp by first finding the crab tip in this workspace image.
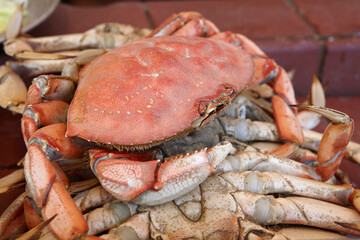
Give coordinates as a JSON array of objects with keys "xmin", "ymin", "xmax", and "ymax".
[
  {"xmin": 335, "ymin": 221, "xmax": 360, "ymax": 231},
  {"xmin": 0, "ymin": 182, "xmax": 25, "ymax": 194},
  {"xmin": 16, "ymin": 214, "xmax": 57, "ymax": 240}
]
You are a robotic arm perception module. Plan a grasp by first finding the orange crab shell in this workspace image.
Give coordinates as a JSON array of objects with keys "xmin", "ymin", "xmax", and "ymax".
[{"xmin": 66, "ymin": 36, "xmax": 254, "ymax": 147}]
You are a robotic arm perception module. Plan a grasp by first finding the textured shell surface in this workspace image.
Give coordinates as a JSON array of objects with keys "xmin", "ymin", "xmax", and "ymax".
[{"xmin": 66, "ymin": 36, "xmax": 254, "ymax": 146}]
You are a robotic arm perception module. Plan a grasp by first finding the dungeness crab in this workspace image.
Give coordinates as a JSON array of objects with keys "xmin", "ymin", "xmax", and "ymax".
[{"xmin": 0, "ymin": 11, "xmax": 359, "ymax": 240}]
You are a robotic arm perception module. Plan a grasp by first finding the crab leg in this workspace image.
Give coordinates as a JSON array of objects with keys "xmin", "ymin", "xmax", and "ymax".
[
  {"xmin": 101, "ymin": 212, "xmax": 150, "ymax": 240},
  {"xmin": 209, "ymin": 30, "xmax": 304, "ymax": 146},
  {"xmin": 220, "ymin": 114, "xmax": 359, "ymax": 165},
  {"xmin": 0, "ymin": 192, "xmax": 27, "ymax": 239},
  {"xmin": 21, "ymin": 74, "xmax": 76, "ymax": 146},
  {"xmin": 220, "ymin": 105, "xmax": 354, "ymax": 181},
  {"xmin": 86, "ymin": 23, "xmax": 151, "ymax": 35},
  {"xmin": 84, "ymin": 201, "xmax": 137, "ymax": 235},
  {"xmin": 67, "ymin": 178, "xmax": 100, "ymax": 195},
  {"xmin": 303, "ymin": 128, "xmax": 360, "ymax": 165},
  {"xmin": 239, "ymin": 220, "xmax": 276, "ymax": 240},
  {"xmin": 8, "ymin": 49, "xmax": 107, "ymax": 78},
  {"xmin": 345, "ymin": 140, "xmax": 360, "ymax": 164},
  {"xmin": 71, "ymin": 167, "xmax": 359, "ymax": 239},
  {"xmin": 221, "ymin": 171, "xmax": 359, "ymax": 209},
  {"xmin": 217, "ymin": 34, "xmax": 353, "ymax": 179},
  {"xmin": 22, "ymin": 181, "xmax": 104, "ymax": 237},
  {"xmin": 220, "ymin": 151, "xmax": 320, "ymax": 180},
  {"xmin": 243, "ymin": 36, "xmax": 303, "ymax": 143},
  {"xmin": 0, "ymin": 65, "xmax": 27, "ymax": 113},
  {"xmin": 148, "ymin": 12, "xmax": 219, "ymax": 38},
  {"xmin": 23, "ymin": 197, "xmax": 43, "ymax": 230},
  {"xmin": 135, "ymin": 173, "xmax": 360, "ymax": 239},
  {"xmin": 233, "ymin": 192, "xmax": 360, "ymax": 236},
  {"xmin": 4, "ymin": 30, "xmax": 150, "ymax": 56},
  {"xmin": 299, "ymin": 105, "xmax": 354, "ymax": 181},
  {"xmin": 0, "ymin": 168, "xmax": 25, "ymax": 194},
  {"xmin": 250, "ymin": 141, "xmax": 317, "ymax": 162},
  {"xmin": 275, "ymin": 226, "xmax": 349, "ymax": 240},
  {"xmin": 242, "ymin": 222, "xmax": 344, "ymax": 240},
  {"xmin": 74, "ymin": 186, "xmax": 116, "ymax": 213},
  {"xmin": 8, "ymin": 59, "xmax": 71, "ymax": 78},
  {"xmin": 266, "ymin": 64, "xmax": 302, "ymax": 144}
]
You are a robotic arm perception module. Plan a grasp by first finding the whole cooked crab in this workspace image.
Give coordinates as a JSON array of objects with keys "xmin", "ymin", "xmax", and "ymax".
[{"xmin": 0, "ymin": 12, "xmax": 359, "ymax": 240}]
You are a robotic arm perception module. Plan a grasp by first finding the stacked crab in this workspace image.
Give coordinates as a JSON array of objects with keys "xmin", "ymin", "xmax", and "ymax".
[{"xmin": 0, "ymin": 12, "xmax": 360, "ymax": 240}]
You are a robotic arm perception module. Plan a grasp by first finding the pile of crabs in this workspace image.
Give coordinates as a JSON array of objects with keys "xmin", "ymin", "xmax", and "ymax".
[{"xmin": 1, "ymin": 11, "xmax": 360, "ymax": 240}]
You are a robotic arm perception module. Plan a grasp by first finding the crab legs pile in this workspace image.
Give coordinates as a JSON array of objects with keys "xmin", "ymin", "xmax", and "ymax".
[{"xmin": 0, "ymin": 11, "xmax": 360, "ymax": 240}]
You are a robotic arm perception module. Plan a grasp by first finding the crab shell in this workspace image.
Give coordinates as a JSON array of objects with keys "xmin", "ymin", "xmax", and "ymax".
[{"xmin": 66, "ymin": 36, "xmax": 255, "ymax": 148}]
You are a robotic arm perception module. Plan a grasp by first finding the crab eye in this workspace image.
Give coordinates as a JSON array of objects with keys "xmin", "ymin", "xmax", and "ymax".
[
  {"xmin": 198, "ymin": 100, "xmax": 208, "ymax": 116},
  {"xmin": 224, "ymin": 86, "xmax": 235, "ymax": 97}
]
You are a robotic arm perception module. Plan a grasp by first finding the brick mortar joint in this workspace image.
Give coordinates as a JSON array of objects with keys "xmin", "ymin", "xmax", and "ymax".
[
  {"xmin": 284, "ymin": 0, "xmax": 327, "ymax": 83},
  {"xmin": 284, "ymin": 0, "xmax": 319, "ymax": 37}
]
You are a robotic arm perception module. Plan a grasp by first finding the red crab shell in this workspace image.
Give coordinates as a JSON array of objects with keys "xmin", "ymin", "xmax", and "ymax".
[{"xmin": 66, "ymin": 36, "xmax": 254, "ymax": 147}]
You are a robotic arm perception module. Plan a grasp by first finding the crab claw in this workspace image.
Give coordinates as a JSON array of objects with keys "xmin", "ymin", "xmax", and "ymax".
[
  {"xmin": 90, "ymin": 141, "xmax": 234, "ymax": 205},
  {"xmin": 89, "ymin": 151, "xmax": 159, "ymax": 202},
  {"xmin": 24, "ymin": 123, "xmax": 88, "ymax": 239},
  {"xmin": 24, "ymin": 143, "xmax": 88, "ymax": 240}
]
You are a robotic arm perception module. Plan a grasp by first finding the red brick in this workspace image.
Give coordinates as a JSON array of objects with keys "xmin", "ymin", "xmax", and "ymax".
[
  {"xmin": 323, "ymin": 38, "xmax": 360, "ymax": 96},
  {"xmin": 146, "ymin": 0, "xmax": 312, "ymax": 39},
  {"xmin": 256, "ymin": 39, "xmax": 321, "ymax": 96},
  {"xmin": 292, "ymin": 0, "xmax": 360, "ymax": 36},
  {"xmin": 29, "ymin": 2, "xmax": 150, "ymax": 36}
]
